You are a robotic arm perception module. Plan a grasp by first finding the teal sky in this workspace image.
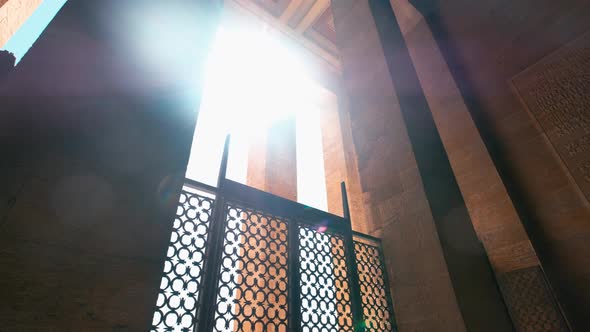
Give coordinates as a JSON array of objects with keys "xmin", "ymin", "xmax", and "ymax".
[{"xmin": 2, "ymin": 0, "xmax": 68, "ymax": 63}]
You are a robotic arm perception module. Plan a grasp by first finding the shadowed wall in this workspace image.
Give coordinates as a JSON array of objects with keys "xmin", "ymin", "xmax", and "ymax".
[{"xmin": 0, "ymin": 0, "xmax": 219, "ymax": 330}]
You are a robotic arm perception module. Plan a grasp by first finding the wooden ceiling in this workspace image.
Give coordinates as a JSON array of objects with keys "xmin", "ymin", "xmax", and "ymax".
[{"xmin": 225, "ymin": 0, "xmax": 341, "ymax": 73}]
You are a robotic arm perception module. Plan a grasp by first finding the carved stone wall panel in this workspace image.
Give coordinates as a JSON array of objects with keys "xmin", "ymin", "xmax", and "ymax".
[
  {"xmin": 512, "ymin": 32, "xmax": 590, "ymax": 201},
  {"xmin": 498, "ymin": 267, "xmax": 570, "ymax": 332}
]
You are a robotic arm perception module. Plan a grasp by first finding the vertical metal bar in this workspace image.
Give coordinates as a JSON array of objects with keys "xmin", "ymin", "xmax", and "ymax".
[
  {"xmin": 217, "ymin": 135, "xmax": 231, "ymax": 190},
  {"xmin": 288, "ymin": 220, "xmax": 302, "ymax": 332},
  {"xmin": 194, "ymin": 135, "xmax": 231, "ymax": 332},
  {"xmin": 341, "ymin": 182, "xmax": 351, "ymax": 221},
  {"xmin": 341, "ymin": 182, "xmax": 365, "ymax": 332}
]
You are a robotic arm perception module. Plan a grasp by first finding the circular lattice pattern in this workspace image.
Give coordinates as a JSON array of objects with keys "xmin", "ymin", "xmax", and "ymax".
[
  {"xmin": 212, "ymin": 204, "xmax": 289, "ymax": 332},
  {"xmin": 150, "ymin": 186, "xmax": 397, "ymax": 332},
  {"xmin": 354, "ymin": 241, "xmax": 396, "ymax": 331},
  {"xmin": 299, "ymin": 226, "xmax": 354, "ymax": 332},
  {"xmin": 151, "ymin": 189, "xmax": 214, "ymax": 332}
]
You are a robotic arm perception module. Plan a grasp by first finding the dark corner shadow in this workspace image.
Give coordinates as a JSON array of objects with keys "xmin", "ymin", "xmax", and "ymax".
[{"xmin": 0, "ymin": 50, "xmax": 16, "ymax": 79}]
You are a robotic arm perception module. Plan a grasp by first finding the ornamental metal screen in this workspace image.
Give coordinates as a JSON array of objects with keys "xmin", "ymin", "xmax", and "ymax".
[
  {"xmin": 298, "ymin": 227, "xmax": 353, "ymax": 331},
  {"xmin": 211, "ymin": 203, "xmax": 290, "ymax": 332},
  {"xmin": 151, "ymin": 138, "xmax": 396, "ymax": 332},
  {"xmin": 353, "ymin": 237, "xmax": 396, "ymax": 332},
  {"xmin": 152, "ymin": 188, "xmax": 214, "ymax": 331}
]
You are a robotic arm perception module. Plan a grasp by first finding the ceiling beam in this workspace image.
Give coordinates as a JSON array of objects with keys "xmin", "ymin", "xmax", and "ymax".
[
  {"xmin": 279, "ymin": 0, "xmax": 303, "ymax": 23},
  {"xmin": 295, "ymin": 0, "xmax": 330, "ymax": 33}
]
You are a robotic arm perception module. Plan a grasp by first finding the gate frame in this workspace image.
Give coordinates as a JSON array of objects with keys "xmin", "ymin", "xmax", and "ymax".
[{"xmin": 175, "ymin": 136, "xmax": 393, "ymax": 332}]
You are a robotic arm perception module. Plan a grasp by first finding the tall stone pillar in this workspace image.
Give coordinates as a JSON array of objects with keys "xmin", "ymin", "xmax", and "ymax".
[
  {"xmin": 246, "ymin": 116, "xmax": 297, "ymax": 201},
  {"xmin": 246, "ymin": 130, "xmax": 268, "ymax": 192},
  {"xmin": 386, "ymin": 1, "xmax": 569, "ymax": 331},
  {"xmin": 319, "ymin": 89, "xmax": 371, "ymax": 232},
  {"xmin": 331, "ymin": 0, "xmax": 513, "ymax": 331},
  {"xmin": 391, "ymin": 0, "xmax": 567, "ymax": 331},
  {"xmin": 389, "ymin": 0, "xmax": 539, "ymax": 274},
  {"xmin": 319, "ymin": 92, "xmax": 346, "ymax": 217},
  {"xmin": 265, "ymin": 116, "xmax": 298, "ymax": 201}
]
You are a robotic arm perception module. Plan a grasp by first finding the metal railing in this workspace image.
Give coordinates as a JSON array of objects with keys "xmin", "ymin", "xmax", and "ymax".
[{"xmin": 151, "ymin": 137, "xmax": 397, "ymax": 332}]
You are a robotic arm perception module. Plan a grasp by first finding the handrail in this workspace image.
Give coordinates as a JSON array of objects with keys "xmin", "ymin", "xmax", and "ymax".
[
  {"xmin": 183, "ymin": 177, "xmax": 350, "ymax": 233},
  {"xmin": 155, "ymin": 135, "xmax": 396, "ymax": 332},
  {"xmin": 183, "ymin": 178, "xmax": 218, "ymax": 195},
  {"xmin": 353, "ymin": 231, "xmax": 383, "ymax": 244},
  {"xmin": 223, "ymin": 178, "xmax": 349, "ymax": 229}
]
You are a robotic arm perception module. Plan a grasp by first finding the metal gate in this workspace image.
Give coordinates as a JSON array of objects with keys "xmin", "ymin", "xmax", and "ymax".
[{"xmin": 151, "ymin": 138, "xmax": 397, "ymax": 332}]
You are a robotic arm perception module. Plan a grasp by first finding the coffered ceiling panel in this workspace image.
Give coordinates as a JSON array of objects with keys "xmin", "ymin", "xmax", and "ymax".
[
  {"xmin": 251, "ymin": 0, "xmax": 292, "ymax": 17},
  {"xmin": 312, "ymin": 6, "xmax": 336, "ymax": 43},
  {"xmin": 286, "ymin": 0, "xmax": 317, "ymax": 28}
]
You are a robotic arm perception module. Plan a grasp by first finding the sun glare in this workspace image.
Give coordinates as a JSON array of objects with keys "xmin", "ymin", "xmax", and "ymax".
[
  {"xmin": 186, "ymin": 23, "xmax": 322, "ymax": 193},
  {"xmin": 201, "ymin": 26, "xmax": 314, "ymax": 131},
  {"xmin": 155, "ymin": 17, "xmax": 335, "ymax": 332}
]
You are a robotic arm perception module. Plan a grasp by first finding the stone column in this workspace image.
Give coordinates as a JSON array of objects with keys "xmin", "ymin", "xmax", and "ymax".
[
  {"xmin": 388, "ymin": 0, "xmax": 570, "ymax": 330},
  {"xmin": 265, "ymin": 115, "xmax": 298, "ymax": 201},
  {"xmin": 319, "ymin": 89, "xmax": 345, "ymax": 216},
  {"xmin": 389, "ymin": 0, "xmax": 540, "ymax": 275},
  {"xmin": 246, "ymin": 130, "xmax": 268, "ymax": 192},
  {"xmin": 331, "ymin": 0, "xmax": 513, "ymax": 331},
  {"xmin": 319, "ymin": 88, "xmax": 371, "ymax": 232}
]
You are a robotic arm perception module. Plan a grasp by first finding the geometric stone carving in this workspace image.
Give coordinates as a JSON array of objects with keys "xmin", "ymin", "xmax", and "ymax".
[
  {"xmin": 513, "ymin": 31, "xmax": 590, "ymax": 202},
  {"xmin": 497, "ymin": 266, "xmax": 570, "ymax": 332}
]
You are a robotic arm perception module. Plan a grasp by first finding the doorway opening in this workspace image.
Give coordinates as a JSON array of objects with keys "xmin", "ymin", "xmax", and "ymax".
[{"xmin": 185, "ymin": 21, "xmax": 328, "ymax": 211}]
